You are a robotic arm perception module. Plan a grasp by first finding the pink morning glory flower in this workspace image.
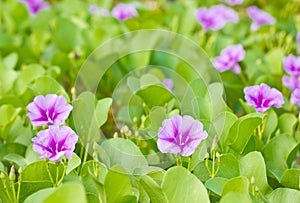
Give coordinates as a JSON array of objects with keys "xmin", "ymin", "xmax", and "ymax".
[
  {"xmin": 88, "ymin": 5, "xmax": 110, "ymax": 16},
  {"xmin": 220, "ymin": 0, "xmax": 244, "ymax": 5},
  {"xmin": 247, "ymin": 6, "xmax": 275, "ymax": 31},
  {"xmin": 282, "ymin": 75, "xmax": 300, "ymax": 91},
  {"xmin": 244, "ymin": 83, "xmax": 284, "ymax": 113},
  {"xmin": 27, "ymin": 94, "xmax": 73, "ymax": 127},
  {"xmin": 163, "ymin": 78, "xmax": 174, "ymax": 92},
  {"xmin": 283, "ymin": 55, "xmax": 300, "ymax": 76},
  {"xmin": 19, "ymin": 0, "xmax": 50, "ymax": 16},
  {"xmin": 111, "ymin": 3, "xmax": 138, "ymax": 21},
  {"xmin": 291, "ymin": 89, "xmax": 300, "ymax": 106},
  {"xmin": 157, "ymin": 115, "xmax": 208, "ymax": 157},
  {"xmin": 213, "ymin": 44, "xmax": 245, "ymax": 74},
  {"xmin": 195, "ymin": 5, "xmax": 239, "ymax": 32},
  {"xmin": 88, "ymin": 5, "xmax": 99, "ymax": 15},
  {"xmin": 32, "ymin": 126, "xmax": 78, "ymax": 162}
]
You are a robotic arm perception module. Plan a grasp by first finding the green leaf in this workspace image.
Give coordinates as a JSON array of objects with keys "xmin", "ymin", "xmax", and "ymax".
[
  {"xmin": 95, "ymin": 97, "xmax": 112, "ymax": 127},
  {"xmin": 228, "ymin": 113, "xmax": 263, "ymax": 153},
  {"xmin": 19, "ymin": 160, "xmax": 64, "ymax": 202},
  {"xmin": 3, "ymin": 52, "xmax": 18, "ymax": 70},
  {"xmin": 136, "ymin": 85, "xmax": 175, "ymax": 108},
  {"xmin": 222, "ymin": 176, "xmax": 249, "ymax": 196},
  {"xmin": 262, "ymin": 109, "xmax": 278, "ymax": 139},
  {"xmin": 220, "ymin": 192, "xmax": 252, "ymax": 203},
  {"xmin": 216, "ymin": 111, "xmax": 238, "ymax": 152},
  {"xmin": 13, "ymin": 64, "xmax": 45, "ymax": 95},
  {"xmin": 104, "ymin": 165, "xmax": 133, "ymax": 203},
  {"xmin": 0, "ymin": 143, "xmax": 26, "ymax": 160},
  {"xmin": 114, "ymin": 195, "xmax": 138, "ymax": 203},
  {"xmin": 190, "ymin": 141, "xmax": 207, "ymax": 171},
  {"xmin": 268, "ymin": 188, "xmax": 300, "ymax": 203},
  {"xmin": 127, "ymin": 76, "xmax": 140, "ymax": 93},
  {"xmin": 205, "ymin": 177, "xmax": 228, "ymax": 196},
  {"xmin": 239, "ymin": 151, "xmax": 271, "ymax": 194},
  {"xmin": 81, "ymin": 160, "xmax": 108, "ymax": 184},
  {"xmin": 265, "ymin": 48, "xmax": 284, "ymax": 74},
  {"xmin": 3, "ymin": 153, "xmax": 26, "ymax": 169},
  {"xmin": 140, "ymin": 74, "xmax": 161, "ymax": 88},
  {"xmin": 53, "ymin": 18, "xmax": 81, "ymax": 52},
  {"xmin": 162, "ymin": 166, "xmax": 210, "ymax": 203},
  {"xmin": 0, "ymin": 63, "xmax": 18, "ymax": 94},
  {"xmin": 147, "ymin": 106, "xmax": 167, "ymax": 132},
  {"xmin": 280, "ymin": 169, "xmax": 300, "ymax": 190},
  {"xmin": 72, "ymin": 92, "xmax": 100, "ymax": 144},
  {"xmin": 81, "ymin": 161, "xmax": 107, "ymax": 203},
  {"xmin": 139, "ymin": 175, "xmax": 168, "ymax": 203},
  {"xmin": 29, "ymin": 76, "xmax": 70, "ymax": 102},
  {"xmin": 0, "ymin": 104, "xmax": 21, "ymax": 140},
  {"xmin": 24, "ymin": 188, "xmax": 55, "ymax": 203},
  {"xmin": 44, "ymin": 183, "xmax": 87, "ymax": 203},
  {"xmin": 100, "ymin": 138, "xmax": 148, "ymax": 174},
  {"xmin": 278, "ymin": 113, "xmax": 297, "ymax": 136},
  {"xmin": 262, "ymin": 134, "xmax": 298, "ymax": 173},
  {"xmin": 66, "ymin": 153, "xmax": 81, "ymax": 175},
  {"xmin": 193, "ymin": 153, "xmax": 240, "ymax": 182}
]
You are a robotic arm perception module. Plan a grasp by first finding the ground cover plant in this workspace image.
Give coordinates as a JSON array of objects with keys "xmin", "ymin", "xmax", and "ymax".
[{"xmin": 1, "ymin": 0, "xmax": 300, "ymax": 202}]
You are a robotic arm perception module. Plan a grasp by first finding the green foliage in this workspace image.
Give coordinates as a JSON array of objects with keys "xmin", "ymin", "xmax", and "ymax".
[{"xmin": 1, "ymin": 0, "xmax": 300, "ymax": 202}]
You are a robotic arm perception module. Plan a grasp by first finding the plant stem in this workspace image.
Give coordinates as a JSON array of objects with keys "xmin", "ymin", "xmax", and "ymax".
[
  {"xmin": 83, "ymin": 143, "xmax": 90, "ymax": 166},
  {"xmin": 57, "ymin": 161, "xmax": 67, "ymax": 186},
  {"xmin": 45, "ymin": 161, "xmax": 55, "ymax": 187},
  {"xmin": 55, "ymin": 163, "xmax": 59, "ymax": 187},
  {"xmin": 16, "ymin": 172, "xmax": 21, "ymax": 203},
  {"xmin": 187, "ymin": 157, "xmax": 191, "ymax": 171},
  {"xmin": 211, "ymin": 150, "xmax": 216, "ymax": 177}
]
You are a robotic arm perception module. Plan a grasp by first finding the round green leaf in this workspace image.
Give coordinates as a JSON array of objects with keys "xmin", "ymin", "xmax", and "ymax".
[
  {"xmin": 44, "ymin": 183, "xmax": 87, "ymax": 203},
  {"xmin": 162, "ymin": 166, "xmax": 210, "ymax": 203}
]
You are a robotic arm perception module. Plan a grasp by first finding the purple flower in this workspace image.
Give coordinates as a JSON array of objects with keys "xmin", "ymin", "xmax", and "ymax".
[
  {"xmin": 27, "ymin": 94, "xmax": 73, "ymax": 127},
  {"xmin": 163, "ymin": 78, "xmax": 174, "ymax": 92},
  {"xmin": 213, "ymin": 5, "xmax": 239, "ymax": 23},
  {"xmin": 19, "ymin": 0, "xmax": 49, "ymax": 16},
  {"xmin": 220, "ymin": 0, "xmax": 244, "ymax": 5},
  {"xmin": 88, "ymin": 5, "xmax": 99, "ymax": 15},
  {"xmin": 88, "ymin": 5, "xmax": 110, "ymax": 17},
  {"xmin": 283, "ymin": 55, "xmax": 300, "ymax": 76},
  {"xmin": 111, "ymin": 3, "xmax": 138, "ymax": 21},
  {"xmin": 244, "ymin": 83, "xmax": 284, "ymax": 113},
  {"xmin": 195, "ymin": 5, "xmax": 239, "ymax": 32},
  {"xmin": 32, "ymin": 126, "xmax": 78, "ymax": 162},
  {"xmin": 213, "ymin": 44, "xmax": 245, "ymax": 74},
  {"xmin": 157, "ymin": 115, "xmax": 208, "ymax": 156},
  {"xmin": 247, "ymin": 6, "xmax": 275, "ymax": 31},
  {"xmin": 282, "ymin": 75, "xmax": 300, "ymax": 91},
  {"xmin": 291, "ymin": 89, "xmax": 300, "ymax": 106},
  {"xmin": 297, "ymin": 32, "xmax": 300, "ymax": 54}
]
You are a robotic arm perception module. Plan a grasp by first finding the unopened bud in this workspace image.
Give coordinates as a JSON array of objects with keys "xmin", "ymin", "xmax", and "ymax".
[
  {"xmin": 9, "ymin": 166, "xmax": 15, "ymax": 181},
  {"xmin": 216, "ymin": 152, "xmax": 222, "ymax": 158},
  {"xmin": 205, "ymin": 152, "xmax": 210, "ymax": 159},
  {"xmin": 251, "ymin": 176, "xmax": 256, "ymax": 185},
  {"xmin": 133, "ymin": 117, "xmax": 138, "ymax": 125},
  {"xmin": 113, "ymin": 132, "xmax": 119, "ymax": 138},
  {"xmin": 211, "ymin": 136, "xmax": 218, "ymax": 151}
]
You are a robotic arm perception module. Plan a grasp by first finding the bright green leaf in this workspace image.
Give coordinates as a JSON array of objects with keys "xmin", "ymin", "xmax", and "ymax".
[
  {"xmin": 239, "ymin": 151, "xmax": 271, "ymax": 194},
  {"xmin": 95, "ymin": 97, "xmax": 112, "ymax": 127},
  {"xmin": 66, "ymin": 153, "xmax": 81, "ymax": 175},
  {"xmin": 162, "ymin": 166, "xmax": 210, "ymax": 203}
]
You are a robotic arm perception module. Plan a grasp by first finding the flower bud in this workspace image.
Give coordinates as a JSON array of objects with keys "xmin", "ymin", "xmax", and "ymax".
[
  {"xmin": 251, "ymin": 176, "xmax": 256, "ymax": 185},
  {"xmin": 9, "ymin": 166, "xmax": 16, "ymax": 181}
]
